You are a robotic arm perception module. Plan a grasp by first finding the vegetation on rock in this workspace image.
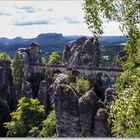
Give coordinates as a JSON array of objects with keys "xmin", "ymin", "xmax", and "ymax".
[{"xmin": 69, "ymin": 77, "xmax": 90, "ymax": 95}]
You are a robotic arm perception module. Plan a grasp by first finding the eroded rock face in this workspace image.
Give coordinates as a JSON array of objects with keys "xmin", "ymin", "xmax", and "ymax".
[
  {"xmin": 48, "ymin": 73, "xmax": 69, "ymax": 105},
  {"xmin": 20, "ymin": 81, "xmax": 33, "ymax": 98},
  {"xmin": 63, "ymin": 37, "xmax": 100, "ymax": 68},
  {"xmin": 104, "ymin": 88, "xmax": 117, "ymax": 104},
  {"xmin": 93, "ymin": 108, "xmax": 111, "ymax": 137},
  {"xmin": 38, "ymin": 80, "xmax": 50, "ymax": 113},
  {"xmin": 0, "ymin": 60, "xmax": 16, "ymax": 110},
  {"xmin": 17, "ymin": 42, "xmax": 42, "ymax": 80},
  {"xmin": 55, "ymin": 84, "xmax": 80, "ymax": 137},
  {"xmin": 78, "ymin": 90, "xmax": 98, "ymax": 137}
]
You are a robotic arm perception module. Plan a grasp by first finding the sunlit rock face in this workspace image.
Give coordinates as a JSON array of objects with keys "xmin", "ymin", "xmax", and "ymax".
[
  {"xmin": 17, "ymin": 42, "xmax": 42, "ymax": 80},
  {"xmin": 78, "ymin": 90, "xmax": 98, "ymax": 137},
  {"xmin": 55, "ymin": 84, "xmax": 81, "ymax": 137},
  {"xmin": 63, "ymin": 37, "xmax": 100, "ymax": 68},
  {"xmin": 0, "ymin": 60, "xmax": 16, "ymax": 110}
]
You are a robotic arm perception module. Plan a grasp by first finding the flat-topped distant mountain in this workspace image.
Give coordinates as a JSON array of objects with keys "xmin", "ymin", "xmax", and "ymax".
[{"xmin": 0, "ymin": 33, "xmax": 127, "ymax": 58}]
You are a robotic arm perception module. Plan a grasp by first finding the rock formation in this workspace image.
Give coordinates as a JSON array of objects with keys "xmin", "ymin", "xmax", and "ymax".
[
  {"xmin": 0, "ymin": 60, "xmax": 16, "ymax": 110},
  {"xmin": 104, "ymin": 87, "xmax": 117, "ymax": 104},
  {"xmin": 38, "ymin": 80, "xmax": 50, "ymax": 113},
  {"xmin": 20, "ymin": 81, "xmax": 33, "ymax": 99},
  {"xmin": 63, "ymin": 37, "xmax": 100, "ymax": 68},
  {"xmin": 78, "ymin": 90, "xmax": 99, "ymax": 137},
  {"xmin": 55, "ymin": 84, "xmax": 80, "ymax": 137},
  {"xmin": 17, "ymin": 42, "xmax": 42, "ymax": 80},
  {"xmin": 93, "ymin": 108, "xmax": 111, "ymax": 137}
]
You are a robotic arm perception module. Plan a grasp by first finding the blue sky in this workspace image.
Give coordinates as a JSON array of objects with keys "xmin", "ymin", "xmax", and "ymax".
[{"xmin": 0, "ymin": 1, "xmax": 123, "ymax": 38}]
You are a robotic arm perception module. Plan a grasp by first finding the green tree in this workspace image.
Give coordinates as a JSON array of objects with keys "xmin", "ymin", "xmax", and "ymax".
[
  {"xmin": 39, "ymin": 110, "xmax": 56, "ymax": 137},
  {"xmin": 0, "ymin": 52, "xmax": 10, "ymax": 61},
  {"xmin": 4, "ymin": 97, "xmax": 45, "ymax": 137},
  {"xmin": 69, "ymin": 77, "xmax": 90, "ymax": 95},
  {"xmin": 12, "ymin": 52, "xmax": 24, "ymax": 96},
  {"xmin": 48, "ymin": 52, "xmax": 61, "ymax": 65}
]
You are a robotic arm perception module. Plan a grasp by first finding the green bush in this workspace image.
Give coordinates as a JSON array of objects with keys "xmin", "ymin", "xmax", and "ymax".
[
  {"xmin": 48, "ymin": 52, "xmax": 61, "ymax": 65},
  {"xmin": 0, "ymin": 52, "xmax": 10, "ymax": 61},
  {"xmin": 109, "ymin": 64, "xmax": 140, "ymax": 137},
  {"xmin": 39, "ymin": 110, "xmax": 56, "ymax": 137},
  {"xmin": 4, "ymin": 97, "xmax": 45, "ymax": 137},
  {"xmin": 69, "ymin": 77, "xmax": 90, "ymax": 95}
]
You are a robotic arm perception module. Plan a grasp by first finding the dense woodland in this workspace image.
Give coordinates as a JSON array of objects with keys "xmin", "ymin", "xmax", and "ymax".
[{"xmin": 0, "ymin": 0, "xmax": 140, "ymax": 137}]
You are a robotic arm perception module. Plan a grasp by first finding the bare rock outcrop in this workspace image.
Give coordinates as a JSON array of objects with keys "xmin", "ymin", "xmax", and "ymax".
[
  {"xmin": 55, "ymin": 84, "xmax": 80, "ymax": 137},
  {"xmin": 17, "ymin": 42, "xmax": 42, "ymax": 80},
  {"xmin": 38, "ymin": 80, "xmax": 50, "ymax": 113},
  {"xmin": 78, "ymin": 90, "xmax": 98, "ymax": 137},
  {"xmin": 63, "ymin": 37, "xmax": 100, "ymax": 68},
  {"xmin": 93, "ymin": 108, "xmax": 111, "ymax": 137}
]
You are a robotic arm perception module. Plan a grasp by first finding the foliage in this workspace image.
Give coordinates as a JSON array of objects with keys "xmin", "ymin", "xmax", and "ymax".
[
  {"xmin": 12, "ymin": 52, "xmax": 24, "ymax": 95},
  {"xmin": 83, "ymin": 0, "xmax": 140, "ymax": 137},
  {"xmin": 69, "ymin": 77, "xmax": 90, "ymax": 95},
  {"xmin": 4, "ymin": 97, "xmax": 45, "ymax": 137},
  {"xmin": 0, "ymin": 99, "xmax": 10, "ymax": 137},
  {"xmin": 39, "ymin": 110, "xmax": 56, "ymax": 137},
  {"xmin": 28, "ymin": 127, "xmax": 40, "ymax": 137},
  {"xmin": 41, "ymin": 55, "xmax": 49, "ymax": 65},
  {"xmin": 83, "ymin": 0, "xmax": 140, "ymax": 69},
  {"xmin": 110, "ymin": 69, "xmax": 140, "ymax": 137},
  {"xmin": 0, "ymin": 52, "xmax": 10, "ymax": 61},
  {"xmin": 48, "ymin": 52, "xmax": 61, "ymax": 65}
]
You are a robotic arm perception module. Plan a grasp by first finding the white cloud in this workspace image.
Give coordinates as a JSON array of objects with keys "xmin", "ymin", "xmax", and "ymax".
[{"xmin": 0, "ymin": 1, "xmax": 123, "ymax": 38}]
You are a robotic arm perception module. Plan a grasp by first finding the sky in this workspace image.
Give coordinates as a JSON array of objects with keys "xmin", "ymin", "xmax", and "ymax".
[{"xmin": 0, "ymin": 0, "xmax": 123, "ymax": 39}]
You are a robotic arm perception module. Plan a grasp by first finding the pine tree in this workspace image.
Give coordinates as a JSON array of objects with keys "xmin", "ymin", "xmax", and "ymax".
[{"xmin": 12, "ymin": 52, "xmax": 24, "ymax": 96}]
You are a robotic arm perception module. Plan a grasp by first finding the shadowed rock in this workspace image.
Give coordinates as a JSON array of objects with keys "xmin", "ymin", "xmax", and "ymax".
[
  {"xmin": 93, "ymin": 108, "xmax": 111, "ymax": 137},
  {"xmin": 0, "ymin": 60, "xmax": 16, "ymax": 110},
  {"xmin": 78, "ymin": 90, "xmax": 98, "ymax": 137},
  {"xmin": 20, "ymin": 81, "xmax": 33, "ymax": 98},
  {"xmin": 104, "ymin": 88, "xmax": 117, "ymax": 104},
  {"xmin": 55, "ymin": 84, "xmax": 80, "ymax": 137},
  {"xmin": 38, "ymin": 80, "xmax": 50, "ymax": 114}
]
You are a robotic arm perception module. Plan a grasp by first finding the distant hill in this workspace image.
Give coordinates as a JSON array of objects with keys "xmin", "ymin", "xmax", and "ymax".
[
  {"xmin": 0, "ymin": 33, "xmax": 127, "ymax": 58},
  {"xmin": 0, "ymin": 33, "xmax": 68, "ymax": 58}
]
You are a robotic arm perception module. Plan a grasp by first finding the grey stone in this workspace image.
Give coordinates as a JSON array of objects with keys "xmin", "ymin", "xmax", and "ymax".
[
  {"xmin": 55, "ymin": 84, "xmax": 80, "ymax": 137},
  {"xmin": 63, "ymin": 37, "xmax": 100, "ymax": 68},
  {"xmin": 78, "ymin": 90, "xmax": 98, "ymax": 137},
  {"xmin": 20, "ymin": 81, "xmax": 33, "ymax": 98},
  {"xmin": 104, "ymin": 87, "xmax": 117, "ymax": 104},
  {"xmin": 93, "ymin": 108, "xmax": 111, "ymax": 137}
]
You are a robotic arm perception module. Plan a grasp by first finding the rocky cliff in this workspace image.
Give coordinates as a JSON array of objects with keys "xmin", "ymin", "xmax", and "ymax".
[{"xmin": 63, "ymin": 37, "xmax": 100, "ymax": 68}]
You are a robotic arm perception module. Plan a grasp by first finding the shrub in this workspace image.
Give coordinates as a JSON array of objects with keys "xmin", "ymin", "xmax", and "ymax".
[
  {"xmin": 69, "ymin": 77, "xmax": 90, "ymax": 95},
  {"xmin": 39, "ymin": 110, "xmax": 56, "ymax": 137},
  {"xmin": 4, "ymin": 97, "xmax": 45, "ymax": 137},
  {"xmin": 0, "ymin": 52, "xmax": 10, "ymax": 61}
]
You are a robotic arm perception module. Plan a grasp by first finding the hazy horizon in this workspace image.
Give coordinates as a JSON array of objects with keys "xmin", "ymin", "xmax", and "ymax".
[{"xmin": 0, "ymin": 1, "xmax": 123, "ymax": 39}]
